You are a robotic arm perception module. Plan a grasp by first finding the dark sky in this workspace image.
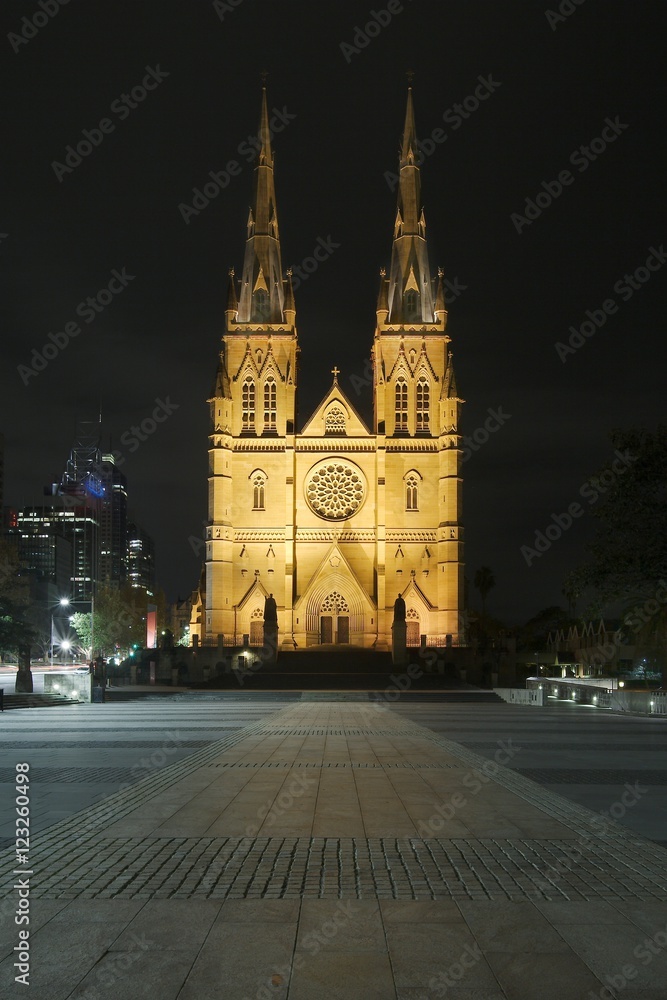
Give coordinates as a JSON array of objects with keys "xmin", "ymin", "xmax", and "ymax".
[{"xmin": 2, "ymin": 0, "xmax": 665, "ymax": 624}]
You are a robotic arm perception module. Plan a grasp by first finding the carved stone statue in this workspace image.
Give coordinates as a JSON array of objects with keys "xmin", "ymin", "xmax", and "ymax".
[
  {"xmin": 393, "ymin": 593, "xmax": 406, "ymax": 623},
  {"xmin": 263, "ymin": 593, "xmax": 278, "ymax": 624}
]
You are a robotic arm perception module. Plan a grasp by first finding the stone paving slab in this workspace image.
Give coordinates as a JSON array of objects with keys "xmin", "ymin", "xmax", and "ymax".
[{"xmin": 0, "ymin": 700, "xmax": 666, "ymax": 999}]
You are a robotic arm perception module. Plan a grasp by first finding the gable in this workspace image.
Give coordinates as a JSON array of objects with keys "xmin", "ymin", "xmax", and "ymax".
[{"xmin": 300, "ymin": 382, "xmax": 371, "ymax": 436}]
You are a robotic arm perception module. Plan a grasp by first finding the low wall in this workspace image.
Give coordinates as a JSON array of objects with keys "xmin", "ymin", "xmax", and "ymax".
[
  {"xmin": 527, "ymin": 678, "xmax": 667, "ymax": 714},
  {"xmin": 44, "ymin": 671, "xmax": 92, "ymax": 703},
  {"xmin": 494, "ymin": 687, "xmax": 546, "ymax": 706},
  {"xmin": 610, "ymin": 689, "xmax": 667, "ymax": 715}
]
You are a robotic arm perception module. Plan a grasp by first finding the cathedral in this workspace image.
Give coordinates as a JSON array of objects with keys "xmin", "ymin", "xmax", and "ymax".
[{"xmin": 190, "ymin": 86, "xmax": 464, "ymax": 651}]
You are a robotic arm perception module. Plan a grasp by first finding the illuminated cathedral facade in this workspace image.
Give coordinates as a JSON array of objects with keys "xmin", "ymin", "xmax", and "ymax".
[{"xmin": 190, "ymin": 87, "xmax": 465, "ymax": 650}]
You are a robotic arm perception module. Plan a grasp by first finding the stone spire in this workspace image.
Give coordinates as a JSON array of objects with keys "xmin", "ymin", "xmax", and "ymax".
[
  {"xmin": 442, "ymin": 351, "xmax": 459, "ymax": 399},
  {"xmin": 387, "ymin": 87, "xmax": 436, "ymax": 325},
  {"xmin": 236, "ymin": 86, "xmax": 286, "ymax": 324}
]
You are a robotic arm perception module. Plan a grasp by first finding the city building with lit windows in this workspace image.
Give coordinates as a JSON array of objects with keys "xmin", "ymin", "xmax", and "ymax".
[
  {"xmin": 191, "ymin": 88, "xmax": 465, "ymax": 649},
  {"xmin": 127, "ymin": 521, "xmax": 156, "ymax": 597}
]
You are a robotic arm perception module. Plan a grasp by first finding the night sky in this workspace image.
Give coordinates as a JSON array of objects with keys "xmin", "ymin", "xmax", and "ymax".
[{"xmin": 2, "ymin": 0, "xmax": 665, "ymax": 624}]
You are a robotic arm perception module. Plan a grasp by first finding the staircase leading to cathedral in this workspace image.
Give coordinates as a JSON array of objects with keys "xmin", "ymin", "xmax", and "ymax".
[{"xmin": 210, "ymin": 646, "xmax": 504, "ymax": 701}]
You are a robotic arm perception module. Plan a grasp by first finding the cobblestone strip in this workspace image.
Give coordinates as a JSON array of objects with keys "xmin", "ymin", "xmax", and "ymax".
[
  {"xmin": 212, "ymin": 761, "xmax": 461, "ymax": 769},
  {"xmin": 8, "ymin": 836, "xmax": 666, "ymax": 902},
  {"xmin": 0, "ymin": 714, "xmax": 275, "ymax": 886},
  {"xmin": 463, "ymin": 740, "xmax": 667, "ymax": 753},
  {"xmin": 0, "ymin": 739, "xmax": 216, "ymax": 750},
  {"xmin": 405, "ymin": 723, "xmax": 667, "ymax": 854}
]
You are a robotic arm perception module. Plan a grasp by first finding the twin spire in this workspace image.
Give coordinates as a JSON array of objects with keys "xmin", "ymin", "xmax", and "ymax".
[
  {"xmin": 228, "ymin": 83, "xmax": 445, "ymax": 332},
  {"xmin": 233, "ymin": 86, "xmax": 287, "ymax": 325},
  {"xmin": 382, "ymin": 86, "xmax": 445, "ymax": 328}
]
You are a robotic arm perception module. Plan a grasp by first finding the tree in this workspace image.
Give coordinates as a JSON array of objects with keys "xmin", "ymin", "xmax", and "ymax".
[
  {"xmin": 0, "ymin": 539, "xmax": 33, "ymax": 664},
  {"xmin": 561, "ymin": 579, "xmax": 580, "ymax": 618},
  {"xmin": 474, "ymin": 566, "xmax": 496, "ymax": 616},
  {"xmin": 571, "ymin": 426, "xmax": 667, "ymax": 684},
  {"xmin": 572, "ymin": 426, "xmax": 667, "ymax": 602},
  {"xmin": 517, "ymin": 606, "xmax": 571, "ymax": 652},
  {"xmin": 70, "ymin": 585, "xmax": 146, "ymax": 658},
  {"xmin": 0, "ymin": 599, "xmax": 33, "ymax": 656}
]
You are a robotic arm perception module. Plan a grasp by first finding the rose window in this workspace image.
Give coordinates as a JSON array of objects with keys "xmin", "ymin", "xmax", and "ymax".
[{"xmin": 305, "ymin": 461, "xmax": 365, "ymax": 520}]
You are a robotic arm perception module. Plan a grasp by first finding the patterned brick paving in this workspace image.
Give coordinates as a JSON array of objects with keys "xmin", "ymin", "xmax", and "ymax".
[
  {"xmin": 11, "ymin": 834, "xmax": 666, "ymax": 902},
  {"xmin": 2, "ymin": 708, "xmax": 666, "ymax": 907}
]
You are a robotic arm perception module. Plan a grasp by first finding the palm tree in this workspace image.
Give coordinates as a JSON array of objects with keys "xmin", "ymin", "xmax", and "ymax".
[{"xmin": 474, "ymin": 566, "xmax": 496, "ymax": 617}]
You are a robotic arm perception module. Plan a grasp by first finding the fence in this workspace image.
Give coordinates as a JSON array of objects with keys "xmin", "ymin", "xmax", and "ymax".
[{"xmin": 526, "ymin": 677, "xmax": 667, "ymax": 715}]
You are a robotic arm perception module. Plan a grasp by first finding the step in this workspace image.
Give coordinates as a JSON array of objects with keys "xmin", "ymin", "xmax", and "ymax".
[{"xmin": 2, "ymin": 693, "xmax": 78, "ymax": 710}]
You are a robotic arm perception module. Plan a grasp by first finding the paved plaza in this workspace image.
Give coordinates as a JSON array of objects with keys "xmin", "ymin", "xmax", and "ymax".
[{"xmin": 1, "ymin": 695, "xmax": 666, "ymax": 999}]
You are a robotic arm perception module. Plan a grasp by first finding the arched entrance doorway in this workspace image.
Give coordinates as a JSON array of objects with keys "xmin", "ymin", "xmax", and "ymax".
[
  {"xmin": 406, "ymin": 608, "xmax": 420, "ymax": 646},
  {"xmin": 320, "ymin": 591, "xmax": 350, "ymax": 644},
  {"xmin": 249, "ymin": 607, "xmax": 263, "ymax": 646}
]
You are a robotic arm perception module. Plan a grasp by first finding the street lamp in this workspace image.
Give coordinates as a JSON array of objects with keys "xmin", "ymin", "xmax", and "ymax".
[{"xmin": 50, "ymin": 597, "xmax": 71, "ymax": 667}]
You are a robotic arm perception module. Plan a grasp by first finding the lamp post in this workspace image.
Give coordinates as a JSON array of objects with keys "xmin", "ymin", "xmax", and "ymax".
[{"xmin": 50, "ymin": 597, "xmax": 71, "ymax": 667}]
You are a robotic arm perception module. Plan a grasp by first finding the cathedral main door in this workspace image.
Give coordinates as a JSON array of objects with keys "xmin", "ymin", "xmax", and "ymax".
[{"xmin": 320, "ymin": 592, "xmax": 351, "ymax": 644}]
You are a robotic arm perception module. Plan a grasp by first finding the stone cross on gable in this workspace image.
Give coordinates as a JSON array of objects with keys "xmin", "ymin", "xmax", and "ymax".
[{"xmin": 331, "ymin": 366, "xmax": 340, "ymax": 380}]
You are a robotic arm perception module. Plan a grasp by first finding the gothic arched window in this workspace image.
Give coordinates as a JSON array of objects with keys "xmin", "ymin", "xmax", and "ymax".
[
  {"xmin": 406, "ymin": 474, "xmax": 419, "ymax": 510},
  {"xmin": 263, "ymin": 375, "xmax": 277, "ymax": 431},
  {"xmin": 395, "ymin": 377, "xmax": 408, "ymax": 433},
  {"xmin": 242, "ymin": 377, "xmax": 255, "ymax": 431},
  {"xmin": 254, "ymin": 288, "xmax": 269, "ymax": 320},
  {"xmin": 325, "ymin": 406, "xmax": 346, "ymax": 435},
  {"xmin": 416, "ymin": 376, "xmax": 430, "ymax": 432},
  {"xmin": 405, "ymin": 289, "xmax": 420, "ymax": 321},
  {"xmin": 252, "ymin": 472, "xmax": 266, "ymax": 510}
]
